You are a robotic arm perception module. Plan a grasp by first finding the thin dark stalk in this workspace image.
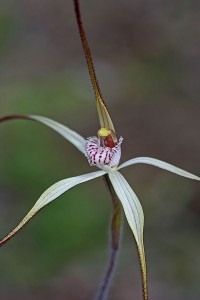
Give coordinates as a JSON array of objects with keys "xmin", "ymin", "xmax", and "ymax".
[
  {"xmin": 103, "ymin": 175, "xmax": 122, "ymax": 251},
  {"xmin": 95, "ymin": 174, "xmax": 122, "ymax": 300},
  {"xmin": 73, "ymin": 0, "xmax": 103, "ymax": 101},
  {"xmin": 73, "ymin": 0, "xmax": 112, "ymax": 129},
  {"xmin": 96, "ymin": 248, "xmax": 118, "ymax": 300}
]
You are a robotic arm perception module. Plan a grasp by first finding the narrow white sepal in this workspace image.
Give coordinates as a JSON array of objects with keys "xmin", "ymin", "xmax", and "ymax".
[
  {"xmin": 0, "ymin": 170, "xmax": 105, "ymax": 246},
  {"xmin": 33, "ymin": 170, "xmax": 106, "ymax": 210},
  {"xmin": 30, "ymin": 115, "xmax": 86, "ymax": 154},
  {"xmin": 118, "ymin": 157, "xmax": 200, "ymax": 181},
  {"xmin": 108, "ymin": 171, "xmax": 144, "ymax": 250},
  {"xmin": 109, "ymin": 171, "xmax": 148, "ymax": 298}
]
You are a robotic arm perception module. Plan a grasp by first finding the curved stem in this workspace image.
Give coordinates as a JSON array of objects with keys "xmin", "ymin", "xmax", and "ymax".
[
  {"xmin": 73, "ymin": 0, "xmax": 115, "ymax": 132},
  {"xmin": 95, "ymin": 174, "xmax": 122, "ymax": 300},
  {"xmin": 96, "ymin": 248, "xmax": 118, "ymax": 300},
  {"xmin": 73, "ymin": 0, "xmax": 103, "ymax": 102}
]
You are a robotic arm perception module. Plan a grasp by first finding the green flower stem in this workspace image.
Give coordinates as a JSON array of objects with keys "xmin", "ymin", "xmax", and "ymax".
[{"xmin": 95, "ymin": 174, "xmax": 122, "ymax": 300}]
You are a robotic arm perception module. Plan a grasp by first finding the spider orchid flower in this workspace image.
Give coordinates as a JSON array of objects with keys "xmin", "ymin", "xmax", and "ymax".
[
  {"xmin": 1, "ymin": 114, "xmax": 199, "ymax": 299},
  {"xmin": 1, "ymin": 1, "xmax": 200, "ymax": 300}
]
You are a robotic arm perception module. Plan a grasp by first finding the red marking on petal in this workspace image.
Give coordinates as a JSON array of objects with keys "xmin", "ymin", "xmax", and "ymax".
[{"xmin": 85, "ymin": 136, "xmax": 123, "ymax": 168}]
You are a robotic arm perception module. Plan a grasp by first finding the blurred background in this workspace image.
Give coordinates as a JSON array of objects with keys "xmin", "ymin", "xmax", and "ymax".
[{"xmin": 0, "ymin": 0, "xmax": 200, "ymax": 299}]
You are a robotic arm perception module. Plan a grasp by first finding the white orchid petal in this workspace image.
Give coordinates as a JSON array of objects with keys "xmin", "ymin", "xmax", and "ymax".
[
  {"xmin": 108, "ymin": 171, "xmax": 144, "ymax": 248},
  {"xmin": 30, "ymin": 115, "xmax": 86, "ymax": 154},
  {"xmin": 0, "ymin": 170, "xmax": 105, "ymax": 247},
  {"xmin": 118, "ymin": 157, "xmax": 200, "ymax": 181},
  {"xmin": 108, "ymin": 171, "xmax": 147, "ymax": 296},
  {"xmin": 108, "ymin": 171, "xmax": 144, "ymax": 251}
]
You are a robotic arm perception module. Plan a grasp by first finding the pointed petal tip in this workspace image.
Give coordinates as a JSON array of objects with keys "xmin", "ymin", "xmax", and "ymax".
[
  {"xmin": 108, "ymin": 170, "xmax": 148, "ymax": 299},
  {"xmin": 0, "ymin": 210, "xmax": 36, "ymax": 248},
  {"xmin": 118, "ymin": 156, "xmax": 200, "ymax": 181},
  {"xmin": 0, "ymin": 114, "xmax": 31, "ymax": 123}
]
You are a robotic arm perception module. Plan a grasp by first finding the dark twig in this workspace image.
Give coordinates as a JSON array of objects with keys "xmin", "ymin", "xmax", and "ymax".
[{"xmin": 95, "ymin": 174, "xmax": 122, "ymax": 300}]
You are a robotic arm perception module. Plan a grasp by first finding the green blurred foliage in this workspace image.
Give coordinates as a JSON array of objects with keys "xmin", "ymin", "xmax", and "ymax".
[
  {"xmin": 0, "ymin": 1, "xmax": 200, "ymax": 299},
  {"xmin": 0, "ymin": 14, "xmax": 14, "ymax": 52}
]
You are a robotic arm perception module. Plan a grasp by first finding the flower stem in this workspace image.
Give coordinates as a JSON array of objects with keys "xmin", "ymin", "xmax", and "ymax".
[
  {"xmin": 96, "ymin": 248, "xmax": 118, "ymax": 300},
  {"xmin": 95, "ymin": 174, "xmax": 122, "ymax": 300}
]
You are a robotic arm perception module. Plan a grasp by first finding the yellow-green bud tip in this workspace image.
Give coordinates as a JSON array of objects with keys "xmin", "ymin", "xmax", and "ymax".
[{"xmin": 98, "ymin": 127, "xmax": 110, "ymax": 137}]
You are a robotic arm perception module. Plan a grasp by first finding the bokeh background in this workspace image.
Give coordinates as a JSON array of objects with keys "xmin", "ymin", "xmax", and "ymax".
[{"xmin": 0, "ymin": 0, "xmax": 200, "ymax": 299}]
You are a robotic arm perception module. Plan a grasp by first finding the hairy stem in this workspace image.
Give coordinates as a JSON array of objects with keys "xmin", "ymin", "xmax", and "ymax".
[
  {"xmin": 73, "ymin": 0, "xmax": 115, "ymax": 133},
  {"xmin": 95, "ymin": 174, "xmax": 122, "ymax": 300},
  {"xmin": 73, "ymin": 0, "xmax": 103, "ymax": 103},
  {"xmin": 96, "ymin": 248, "xmax": 118, "ymax": 300},
  {"xmin": 137, "ymin": 246, "xmax": 148, "ymax": 300}
]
